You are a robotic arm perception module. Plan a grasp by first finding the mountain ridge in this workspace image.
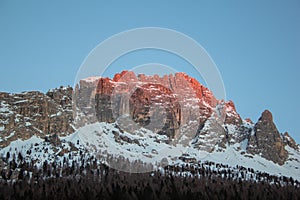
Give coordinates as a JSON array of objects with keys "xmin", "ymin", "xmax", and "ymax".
[{"xmin": 0, "ymin": 70, "xmax": 299, "ymax": 180}]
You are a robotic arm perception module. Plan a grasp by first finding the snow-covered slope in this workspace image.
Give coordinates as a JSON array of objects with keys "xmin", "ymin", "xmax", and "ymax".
[
  {"xmin": 67, "ymin": 122, "xmax": 300, "ymax": 179},
  {"xmin": 2, "ymin": 121, "xmax": 298, "ymax": 180}
]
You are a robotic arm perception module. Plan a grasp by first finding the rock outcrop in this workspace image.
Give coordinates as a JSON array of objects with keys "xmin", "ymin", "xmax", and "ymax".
[
  {"xmin": 283, "ymin": 132, "xmax": 299, "ymax": 150},
  {"xmin": 224, "ymin": 100, "xmax": 242, "ymax": 126},
  {"xmin": 248, "ymin": 110, "xmax": 288, "ymax": 165}
]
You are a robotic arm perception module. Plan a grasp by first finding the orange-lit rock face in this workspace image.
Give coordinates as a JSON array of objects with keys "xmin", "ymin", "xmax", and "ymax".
[
  {"xmin": 129, "ymin": 83, "xmax": 181, "ymax": 138},
  {"xmin": 74, "ymin": 70, "xmax": 225, "ymax": 139}
]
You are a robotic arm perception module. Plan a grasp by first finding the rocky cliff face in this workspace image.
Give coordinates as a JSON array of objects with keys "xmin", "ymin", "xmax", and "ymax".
[{"xmin": 0, "ymin": 86, "xmax": 74, "ymax": 148}]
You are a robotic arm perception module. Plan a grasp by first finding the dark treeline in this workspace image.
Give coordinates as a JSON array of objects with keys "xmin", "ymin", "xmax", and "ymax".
[
  {"xmin": 0, "ymin": 152, "xmax": 299, "ymax": 199},
  {"xmin": 0, "ymin": 167, "xmax": 299, "ymax": 200}
]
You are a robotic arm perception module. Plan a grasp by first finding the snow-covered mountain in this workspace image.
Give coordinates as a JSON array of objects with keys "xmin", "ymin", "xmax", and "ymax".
[{"xmin": 0, "ymin": 71, "xmax": 299, "ymax": 181}]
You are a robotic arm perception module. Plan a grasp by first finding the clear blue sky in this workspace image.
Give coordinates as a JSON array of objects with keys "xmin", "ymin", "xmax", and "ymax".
[{"xmin": 0, "ymin": 1, "xmax": 299, "ymax": 143}]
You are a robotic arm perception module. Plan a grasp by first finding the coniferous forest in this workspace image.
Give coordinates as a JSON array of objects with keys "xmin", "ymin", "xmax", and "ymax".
[{"xmin": 0, "ymin": 152, "xmax": 299, "ymax": 200}]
